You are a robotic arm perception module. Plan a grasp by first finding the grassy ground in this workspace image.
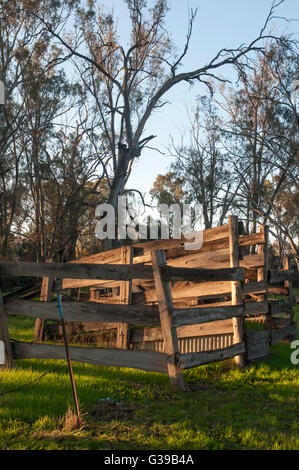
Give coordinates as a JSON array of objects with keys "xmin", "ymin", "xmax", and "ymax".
[{"xmin": 0, "ymin": 303, "xmax": 298, "ymax": 450}]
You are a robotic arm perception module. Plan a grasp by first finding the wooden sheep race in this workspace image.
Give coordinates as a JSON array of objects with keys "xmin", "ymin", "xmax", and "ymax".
[{"xmin": 0, "ymin": 215, "xmax": 297, "ymax": 391}]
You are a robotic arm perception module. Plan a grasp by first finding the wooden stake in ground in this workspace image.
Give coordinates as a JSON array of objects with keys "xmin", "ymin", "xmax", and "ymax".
[{"xmin": 57, "ymin": 292, "xmax": 81, "ymax": 427}]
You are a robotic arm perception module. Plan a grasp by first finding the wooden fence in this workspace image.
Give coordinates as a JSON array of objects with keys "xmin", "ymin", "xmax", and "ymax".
[
  {"xmin": 0, "ymin": 215, "xmax": 297, "ymax": 391},
  {"xmin": 0, "ymin": 256, "xmax": 246, "ymax": 392},
  {"xmin": 40, "ymin": 216, "xmax": 297, "ymax": 359}
]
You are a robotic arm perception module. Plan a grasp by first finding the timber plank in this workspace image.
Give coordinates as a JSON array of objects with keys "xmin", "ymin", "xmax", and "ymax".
[
  {"xmin": 269, "ymin": 299, "xmax": 294, "ymax": 315},
  {"xmin": 132, "ymin": 322, "xmax": 234, "ymax": 343},
  {"xmin": 165, "ymin": 238, "xmax": 230, "ymax": 260},
  {"xmin": 199, "ymin": 224, "xmax": 230, "ymax": 244},
  {"xmin": 177, "ymin": 342, "xmax": 245, "ymax": 369},
  {"xmin": 271, "ymin": 321, "xmax": 297, "ymax": 344},
  {"xmin": 130, "ymin": 319, "xmax": 234, "ymax": 343},
  {"xmin": 66, "ymin": 321, "xmax": 120, "ymax": 331},
  {"xmin": 62, "ymin": 279, "xmax": 121, "ymax": 290},
  {"xmin": 246, "ymin": 337, "xmax": 270, "ymax": 361},
  {"xmin": 145, "ymin": 281, "xmax": 232, "ymax": 302},
  {"xmin": 268, "ymin": 286, "xmax": 289, "ymax": 296},
  {"xmin": 5, "ymin": 300, "xmax": 160, "ymax": 326},
  {"xmin": 133, "ymin": 231, "xmax": 231, "ymax": 265},
  {"xmin": 269, "ymin": 269, "xmax": 299, "ymax": 284},
  {"xmin": 69, "ymin": 248, "xmax": 123, "ymax": 265},
  {"xmin": 0, "ymin": 262, "xmax": 153, "ymax": 282},
  {"xmin": 11, "ymin": 341, "xmax": 168, "ymax": 373},
  {"xmin": 246, "ymin": 330, "xmax": 270, "ymax": 361},
  {"xmin": 172, "ymin": 305, "xmax": 244, "ymax": 328},
  {"xmin": 245, "ymin": 301, "xmax": 269, "ymax": 315},
  {"xmin": 135, "ymin": 225, "xmax": 230, "ymax": 252},
  {"xmin": 243, "ymin": 281, "xmax": 267, "ymax": 295},
  {"xmin": 239, "ymin": 232, "xmax": 265, "ymax": 247},
  {"xmin": 241, "ymin": 253, "xmax": 265, "ymax": 268},
  {"xmin": 135, "ymin": 251, "xmax": 265, "ymax": 271},
  {"xmin": 164, "ymin": 266, "xmax": 245, "ymax": 282},
  {"xmin": 162, "ymin": 248, "xmax": 230, "ymax": 269},
  {"xmin": 246, "ymin": 330, "xmax": 269, "ymax": 343}
]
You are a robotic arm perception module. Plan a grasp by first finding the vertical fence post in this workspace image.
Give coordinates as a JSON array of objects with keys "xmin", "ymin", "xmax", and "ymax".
[
  {"xmin": 34, "ymin": 275, "xmax": 53, "ymax": 342},
  {"xmin": 116, "ymin": 246, "xmax": 134, "ymax": 349},
  {"xmin": 229, "ymin": 215, "xmax": 245, "ymax": 367},
  {"xmin": 119, "ymin": 246, "xmax": 133, "ymax": 304},
  {"xmin": 257, "ymin": 225, "xmax": 271, "ymax": 338},
  {"xmin": 0, "ymin": 288, "xmax": 14, "ymax": 368},
  {"xmin": 116, "ymin": 323, "xmax": 130, "ymax": 349},
  {"xmin": 257, "ymin": 225, "xmax": 269, "ymax": 300},
  {"xmin": 283, "ymin": 255, "xmax": 294, "ymax": 323},
  {"xmin": 151, "ymin": 250, "xmax": 184, "ymax": 391},
  {"xmin": 34, "ymin": 259, "xmax": 53, "ymax": 342}
]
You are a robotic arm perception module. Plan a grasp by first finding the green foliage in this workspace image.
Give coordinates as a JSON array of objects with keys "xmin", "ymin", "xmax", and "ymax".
[{"xmin": 150, "ymin": 172, "xmax": 185, "ymax": 206}]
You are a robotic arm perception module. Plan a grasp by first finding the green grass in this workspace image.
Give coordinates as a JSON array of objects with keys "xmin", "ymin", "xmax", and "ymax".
[{"xmin": 0, "ymin": 303, "xmax": 298, "ymax": 450}]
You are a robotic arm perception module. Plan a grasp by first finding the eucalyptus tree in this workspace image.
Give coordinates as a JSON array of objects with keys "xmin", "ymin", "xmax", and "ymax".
[
  {"xmin": 0, "ymin": 0, "xmax": 82, "ymax": 258},
  {"xmin": 31, "ymin": 0, "xmax": 287, "ymax": 248},
  {"xmin": 19, "ymin": 68, "xmax": 82, "ymax": 262},
  {"xmin": 217, "ymin": 50, "xmax": 286, "ymax": 234},
  {"xmin": 166, "ymin": 97, "xmax": 238, "ymax": 229},
  {"xmin": 215, "ymin": 40, "xmax": 299, "ymax": 262},
  {"xmin": 0, "ymin": 0, "xmax": 47, "ymax": 258},
  {"xmin": 259, "ymin": 42, "xmax": 299, "ymax": 266}
]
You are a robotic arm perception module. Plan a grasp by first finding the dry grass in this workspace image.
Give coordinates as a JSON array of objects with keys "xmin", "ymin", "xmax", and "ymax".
[{"xmin": 62, "ymin": 406, "xmax": 82, "ymax": 432}]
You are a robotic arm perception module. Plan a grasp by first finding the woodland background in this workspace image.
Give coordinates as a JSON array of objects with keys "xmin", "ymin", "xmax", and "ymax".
[{"xmin": 0, "ymin": 0, "xmax": 298, "ymax": 269}]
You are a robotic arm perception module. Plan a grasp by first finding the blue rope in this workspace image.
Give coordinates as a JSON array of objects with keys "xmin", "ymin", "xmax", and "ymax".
[{"xmin": 56, "ymin": 292, "xmax": 64, "ymax": 321}]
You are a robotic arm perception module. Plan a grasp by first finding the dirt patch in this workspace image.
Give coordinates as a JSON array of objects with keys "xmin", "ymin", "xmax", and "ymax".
[
  {"xmin": 186, "ymin": 382, "xmax": 214, "ymax": 392},
  {"xmin": 86, "ymin": 400, "xmax": 138, "ymax": 422}
]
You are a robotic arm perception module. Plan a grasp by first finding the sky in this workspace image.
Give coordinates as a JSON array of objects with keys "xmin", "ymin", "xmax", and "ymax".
[{"xmin": 95, "ymin": 0, "xmax": 299, "ymax": 202}]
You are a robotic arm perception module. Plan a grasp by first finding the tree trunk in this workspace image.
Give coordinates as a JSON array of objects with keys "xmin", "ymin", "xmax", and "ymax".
[{"xmin": 104, "ymin": 146, "xmax": 132, "ymax": 251}]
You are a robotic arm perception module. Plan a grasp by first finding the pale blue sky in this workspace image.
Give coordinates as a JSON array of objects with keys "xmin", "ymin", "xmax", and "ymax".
[{"xmin": 100, "ymin": 0, "xmax": 299, "ymax": 200}]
